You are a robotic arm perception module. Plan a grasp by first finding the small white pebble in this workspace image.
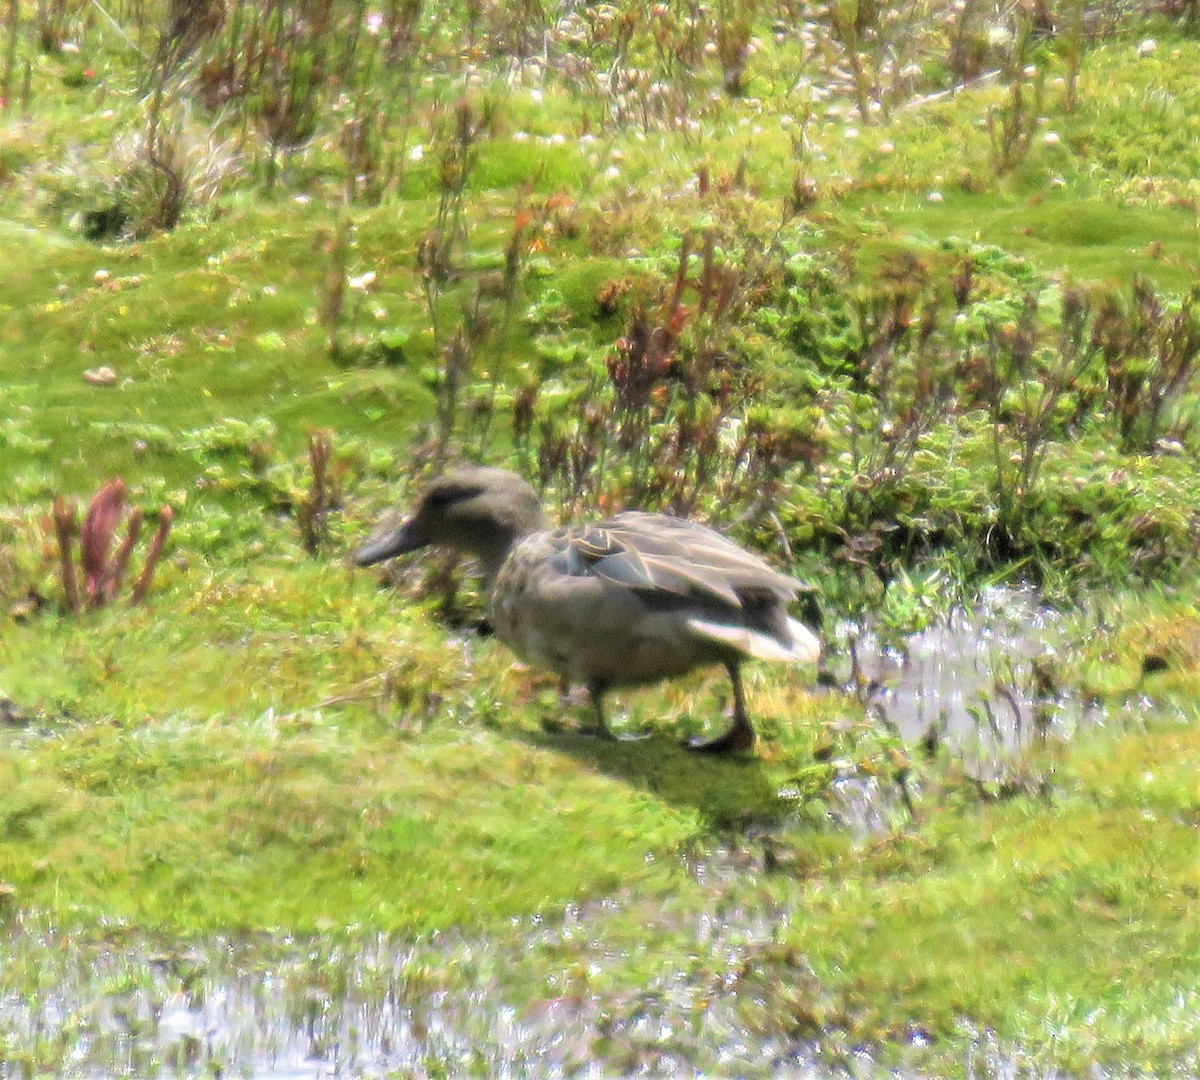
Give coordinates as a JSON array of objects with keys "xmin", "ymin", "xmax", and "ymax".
[
  {"xmin": 703, "ymin": 41, "xmax": 718, "ymax": 55},
  {"xmin": 93, "ymin": 269, "xmax": 110, "ymax": 284},
  {"xmin": 844, "ymin": 127, "xmax": 859, "ymax": 140},
  {"xmin": 927, "ymin": 191, "xmax": 944, "ymax": 203},
  {"xmin": 1137, "ymin": 38, "xmax": 1157, "ymax": 56},
  {"xmin": 83, "ymin": 366, "xmax": 117, "ymax": 386},
  {"xmin": 61, "ymin": 41, "xmax": 81, "ymax": 54},
  {"xmin": 261, "ymin": 285, "xmax": 277, "ymax": 296},
  {"xmin": 1023, "ymin": 64, "xmax": 1038, "ymax": 78},
  {"xmin": 549, "ymin": 132, "xmax": 566, "ymax": 146},
  {"xmin": 530, "ymin": 88, "xmax": 543, "ymax": 104},
  {"xmin": 1043, "ymin": 131, "xmax": 1060, "ymax": 146},
  {"xmin": 513, "ymin": 130, "xmax": 529, "ymax": 142},
  {"xmin": 604, "ymin": 165, "xmax": 621, "ymax": 180},
  {"xmin": 878, "ymin": 140, "xmax": 895, "ymax": 155},
  {"xmin": 293, "ymin": 193, "xmax": 311, "ymax": 205},
  {"xmin": 1049, "ymin": 176, "xmax": 1066, "ymax": 188},
  {"xmin": 408, "ymin": 144, "xmax": 424, "ymax": 162}
]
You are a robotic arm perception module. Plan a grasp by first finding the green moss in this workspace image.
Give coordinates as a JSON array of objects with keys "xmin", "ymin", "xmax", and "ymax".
[{"xmin": 871, "ymin": 195, "xmax": 1200, "ymax": 289}]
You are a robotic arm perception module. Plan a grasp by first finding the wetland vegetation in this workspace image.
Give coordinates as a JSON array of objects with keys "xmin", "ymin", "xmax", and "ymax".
[{"xmin": 3, "ymin": 0, "xmax": 1200, "ymax": 1074}]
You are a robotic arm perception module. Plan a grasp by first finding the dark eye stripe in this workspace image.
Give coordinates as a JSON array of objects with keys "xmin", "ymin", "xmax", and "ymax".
[{"xmin": 426, "ymin": 482, "xmax": 483, "ymax": 508}]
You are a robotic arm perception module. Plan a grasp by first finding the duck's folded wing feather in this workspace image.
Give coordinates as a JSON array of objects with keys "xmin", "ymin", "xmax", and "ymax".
[{"xmin": 554, "ymin": 512, "xmax": 803, "ymax": 609}]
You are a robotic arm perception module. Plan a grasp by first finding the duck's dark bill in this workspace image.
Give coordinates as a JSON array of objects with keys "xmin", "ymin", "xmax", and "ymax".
[{"xmin": 352, "ymin": 522, "xmax": 424, "ymax": 566}]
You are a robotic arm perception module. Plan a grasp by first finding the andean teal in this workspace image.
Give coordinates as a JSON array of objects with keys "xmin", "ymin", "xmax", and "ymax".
[{"xmin": 354, "ymin": 467, "xmax": 820, "ymax": 754}]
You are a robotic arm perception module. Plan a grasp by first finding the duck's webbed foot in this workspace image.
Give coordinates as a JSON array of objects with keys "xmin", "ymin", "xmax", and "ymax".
[{"xmin": 685, "ymin": 719, "xmax": 755, "ymax": 755}]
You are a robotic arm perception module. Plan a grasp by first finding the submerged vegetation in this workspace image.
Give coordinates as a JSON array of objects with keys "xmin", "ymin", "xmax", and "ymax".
[{"xmin": 3, "ymin": 0, "xmax": 1200, "ymax": 1074}]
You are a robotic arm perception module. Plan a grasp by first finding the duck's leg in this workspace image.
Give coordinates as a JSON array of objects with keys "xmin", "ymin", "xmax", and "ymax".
[
  {"xmin": 687, "ymin": 660, "xmax": 756, "ymax": 755},
  {"xmin": 586, "ymin": 679, "xmax": 651, "ymax": 741},
  {"xmin": 586, "ymin": 679, "xmax": 611, "ymax": 736},
  {"xmin": 558, "ymin": 678, "xmax": 589, "ymax": 710}
]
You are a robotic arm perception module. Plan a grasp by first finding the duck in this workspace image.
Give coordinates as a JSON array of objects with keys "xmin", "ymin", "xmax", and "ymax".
[{"xmin": 353, "ymin": 466, "xmax": 820, "ymax": 754}]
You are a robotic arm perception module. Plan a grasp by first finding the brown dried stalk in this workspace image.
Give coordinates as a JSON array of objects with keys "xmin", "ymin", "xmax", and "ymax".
[{"xmin": 298, "ymin": 429, "xmax": 337, "ymax": 555}]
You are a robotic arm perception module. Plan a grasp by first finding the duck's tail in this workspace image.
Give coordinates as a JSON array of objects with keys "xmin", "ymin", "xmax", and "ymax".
[{"xmin": 687, "ymin": 616, "xmax": 821, "ymax": 664}]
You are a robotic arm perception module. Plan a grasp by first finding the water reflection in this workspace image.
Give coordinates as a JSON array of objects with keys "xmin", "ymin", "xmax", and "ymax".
[
  {"xmin": 841, "ymin": 587, "xmax": 1087, "ymax": 763},
  {"xmin": 821, "ymin": 587, "xmax": 1103, "ymax": 836},
  {"xmin": 0, "ymin": 905, "xmax": 841, "ymax": 1079}
]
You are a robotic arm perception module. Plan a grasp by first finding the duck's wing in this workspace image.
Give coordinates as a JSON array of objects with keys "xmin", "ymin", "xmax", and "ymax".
[
  {"xmin": 543, "ymin": 512, "xmax": 819, "ymax": 664},
  {"xmin": 549, "ymin": 512, "xmax": 804, "ymax": 608}
]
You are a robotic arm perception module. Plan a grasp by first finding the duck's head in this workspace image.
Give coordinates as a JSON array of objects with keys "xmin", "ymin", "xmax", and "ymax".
[{"xmin": 353, "ymin": 466, "xmax": 546, "ymax": 581}]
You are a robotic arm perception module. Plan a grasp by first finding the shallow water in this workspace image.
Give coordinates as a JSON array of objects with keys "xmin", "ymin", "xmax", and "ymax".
[
  {"xmin": 835, "ymin": 587, "xmax": 1095, "ymax": 771},
  {"xmin": 0, "ymin": 901, "xmax": 1096, "ymax": 1080},
  {"xmin": 0, "ymin": 903, "xmax": 869, "ymax": 1079}
]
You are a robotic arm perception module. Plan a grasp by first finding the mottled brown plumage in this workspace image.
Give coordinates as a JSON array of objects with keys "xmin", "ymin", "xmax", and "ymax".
[{"xmin": 355, "ymin": 467, "xmax": 819, "ymax": 753}]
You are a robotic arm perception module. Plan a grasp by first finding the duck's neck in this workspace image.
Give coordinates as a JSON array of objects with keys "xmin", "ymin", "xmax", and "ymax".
[
  {"xmin": 476, "ymin": 539, "xmax": 516, "ymax": 587},
  {"xmin": 472, "ymin": 518, "xmax": 542, "ymax": 588}
]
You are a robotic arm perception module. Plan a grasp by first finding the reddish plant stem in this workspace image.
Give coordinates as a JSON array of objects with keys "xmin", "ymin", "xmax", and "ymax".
[
  {"xmin": 133, "ymin": 507, "xmax": 174, "ymax": 604},
  {"xmin": 106, "ymin": 508, "xmax": 145, "ymax": 602},
  {"xmin": 52, "ymin": 497, "xmax": 80, "ymax": 613}
]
